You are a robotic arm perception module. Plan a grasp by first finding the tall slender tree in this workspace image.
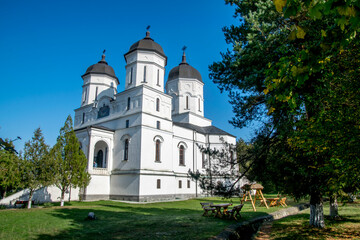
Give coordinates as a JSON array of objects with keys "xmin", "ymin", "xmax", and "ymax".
[
  {"xmin": 50, "ymin": 115, "xmax": 90, "ymax": 207},
  {"xmin": 23, "ymin": 128, "xmax": 51, "ymax": 208}
]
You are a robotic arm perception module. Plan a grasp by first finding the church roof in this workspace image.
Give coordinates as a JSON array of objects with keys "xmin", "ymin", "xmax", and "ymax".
[
  {"xmin": 168, "ymin": 52, "xmax": 202, "ymax": 82},
  {"xmin": 125, "ymin": 31, "xmax": 167, "ymax": 60},
  {"xmin": 173, "ymin": 122, "xmax": 235, "ymax": 137},
  {"xmin": 82, "ymin": 54, "xmax": 118, "ymax": 82},
  {"xmin": 74, "ymin": 125, "xmax": 115, "ymax": 132}
]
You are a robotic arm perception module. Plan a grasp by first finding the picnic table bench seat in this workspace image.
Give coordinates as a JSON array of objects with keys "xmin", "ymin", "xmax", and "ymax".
[
  {"xmin": 14, "ymin": 200, "xmax": 34, "ymax": 205},
  {"xmin": 200, "ymin": 202, "xmax": 216, "ymax": 217},
  {"xmin": 226, "ymin": 204, "xmax": 244, "ymax": 220}
]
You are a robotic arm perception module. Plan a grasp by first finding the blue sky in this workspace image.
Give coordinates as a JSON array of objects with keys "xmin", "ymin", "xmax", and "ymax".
[{"xmin": 0, "ymin": 0, "xmax": 254, "ymax": 151}]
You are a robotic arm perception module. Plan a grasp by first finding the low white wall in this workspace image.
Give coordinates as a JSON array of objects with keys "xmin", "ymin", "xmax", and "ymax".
[{"xmin": 0, "ymin": 185, "xmax": 80, "ymax": 205}]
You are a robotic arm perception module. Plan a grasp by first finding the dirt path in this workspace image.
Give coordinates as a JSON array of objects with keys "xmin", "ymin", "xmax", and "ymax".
[{"xmin": 254, "ymin": 220, "xmax": 273, "ymax": 240}]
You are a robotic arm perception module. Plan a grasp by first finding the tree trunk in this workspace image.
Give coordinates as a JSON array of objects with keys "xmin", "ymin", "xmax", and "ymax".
[
  {"xmin": 60, "ymin": 188, "xmax": 65, "ymax": 207},
  {"xmin": 329, "ymin": 195, "xmax": 339, "ymax": 218},
  {"xmin": 2, "ymin": 188, "xmax": 7, "ymax": 199},
  {"xmin": 195, "ymin": 179, "xmax": 198, "ymax": 197},
  {"xmin": 27, "ymin": 189, "xmax": 34, "ymax": 209},
  {"xmin": 309, "ymin": 193, "xmax": 325, "ymax": 228},
  {"xmin": 68, "ymin": 186, "xmax": 71, "ymax": 202}
]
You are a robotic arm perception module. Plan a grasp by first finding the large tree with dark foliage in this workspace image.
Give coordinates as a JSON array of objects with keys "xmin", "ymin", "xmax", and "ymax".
[{"xmin": 210, "ymin": 0, "xmax": 359, "ymax": 228}]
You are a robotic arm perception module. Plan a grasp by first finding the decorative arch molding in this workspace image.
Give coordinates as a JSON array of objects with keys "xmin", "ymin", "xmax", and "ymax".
[
  {"xmin": 177, "ymin": 141, "xmax": 188, "ymax": 149},
  {"xmin": 183, "ymin": 92, "xmax": 196, "ymax": 98},
  {"xmin": 120, "ymin": 134, "xmax": 132, "ymax": 142},
  {"xmin": 153, "ymin": 135, "xmax": 164, "ymax": 143},
  {"xmin": 93, "ymin": 139, "xmax": 110, "ymax": 148}
]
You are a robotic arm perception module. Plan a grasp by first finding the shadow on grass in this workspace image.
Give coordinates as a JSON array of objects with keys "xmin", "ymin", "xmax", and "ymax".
[
  {"xmin": 271, "ymin": 213, "xmax": 360, "ymax": 240},
  {"xmin": 32, "ymin": 200, "xmax": 274, "ymax": 240}
]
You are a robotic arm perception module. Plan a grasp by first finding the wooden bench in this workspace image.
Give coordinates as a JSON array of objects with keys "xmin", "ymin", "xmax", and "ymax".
[
  {"xmin": 200, "ymin": 202, "xmax": 216, "ymax": 217},
  {"xmin": 226, "ymin": 204, "xmax": 244, "ymax": 220},
  {"xmin": 14, "ymin": 200, "xmax": 34, "ymax": 206},
  {"xmin": 279, "ymin": 197, "xmax": 287, "ymax": 207}
]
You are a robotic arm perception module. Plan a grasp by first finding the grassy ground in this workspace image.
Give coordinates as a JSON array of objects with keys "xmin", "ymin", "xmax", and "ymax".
[
  {"xmin": 270, "ymin": 200, "xmax": 360, "ymax": 240},
  {"xmin": 0, "ymin": 195, "xmax": 298, "ymax": 240}
]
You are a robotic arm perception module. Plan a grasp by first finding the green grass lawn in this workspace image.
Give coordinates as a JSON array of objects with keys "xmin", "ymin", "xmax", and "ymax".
[
  {"xmin": 0, "ymin": 196, "xmax": 298, "ymax": 240},
  {"xmin": 270, "ymin": 200, "xmax": 360, "ymax": 240}
]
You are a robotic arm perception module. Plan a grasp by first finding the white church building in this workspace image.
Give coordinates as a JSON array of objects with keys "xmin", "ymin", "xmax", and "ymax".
[{"xmin": 73, "ymin": 31, "xmax": 236, "ymax": 202}]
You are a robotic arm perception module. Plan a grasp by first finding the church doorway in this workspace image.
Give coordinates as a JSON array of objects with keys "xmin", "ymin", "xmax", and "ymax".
[{"xmin": 93, "ymin": 140, "xmax": 108, "ymax": 168}]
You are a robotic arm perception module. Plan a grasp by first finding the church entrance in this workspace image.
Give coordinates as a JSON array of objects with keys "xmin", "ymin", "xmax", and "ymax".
[{"xmin": 93, "ymin": 140, "xmax": 108, "ymax": 168}]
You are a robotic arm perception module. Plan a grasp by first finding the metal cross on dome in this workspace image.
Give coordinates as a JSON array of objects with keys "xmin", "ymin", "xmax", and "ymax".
[{"xmin": 182, "ymin": 46, "xmax": 187, "ymax": 52}]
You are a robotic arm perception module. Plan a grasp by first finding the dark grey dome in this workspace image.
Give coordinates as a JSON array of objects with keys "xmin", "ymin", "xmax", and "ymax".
[
  {"xmin": 125, "ymin": 31, "xmax": 166, "ymax": 59},
  {"xmin": 168, "ymin": 53, "xmax": 202, "ymax": 82},
  {"xmin": 82, "ymin": 54, "xmax": 118, "ymax": 82}
]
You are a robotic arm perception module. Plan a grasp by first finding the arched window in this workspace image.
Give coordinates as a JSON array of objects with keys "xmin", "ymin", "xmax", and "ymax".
[
  {"xmin": 198, "ymin": 98, "xmax": 201, "ymax": 111},
  {"xmin": 94, "ymin": 150, "xmax": 103, "ymax": 168},
  {"xmin": 124, "ymin": 139, "xmax": 129, "ymax": 160},
  {"xmin": 143, "ymin": 65, "xmax": 147, "ymax": 82},
  {"xmin": 186, "ymin": 96, "xmax": 189, "ymax": 109},
  {"xmin": 156, "ymin": 98, "xmax": 160, "ymax": 112},
  {"xmin": 155, "ymin": 139, "xmax": 161, "ymax": 162},
  {"xmin": 129, "ymin": 67, "xmax": 133, "ymax": 84},
  {"xmin": 179, "ymin": 145, "xmax": 185, "ymax": 166},
  {"xmin": 157, "ymin": 69, "xmax": 160, "ymax": 86},
  {"xmin": 127, "ymin": 97, "xmax": 131, "ymax": 110}
]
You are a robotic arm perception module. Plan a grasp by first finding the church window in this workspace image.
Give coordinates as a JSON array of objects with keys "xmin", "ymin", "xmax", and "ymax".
[
  {"xmin": 179, "ymin": 180, "xmax": 182, "ymax": 189},
  {"xmin": 82, "ymin": 112, "xmax": 85, "ymax": 123},
  {"xmin": 95, "ymin": 87, "xmax": 98, "ymax": 101},
  {"xmin": 129, "ymin": 67, "xmax": 133, "ymax": 84},
  {"xmin": 187, "ymin": 180, "xmax": 190, "ymax": 188},
  {"xmin": 143, "ymin": 66, "xmax": 147, "ymax": 82},
  {"xmin": 127, "ymin": 97, "xmax": 131, "ymax": 110},
  {"xmin": 186, "ymin": 96, "xmax": 189, "ymax": 109},
  {"xmin": 98, "ymin": 105, "xmax": 110, "ymax": 118},
  {"xmin": 156, "ymin": 121, "xmax": 160, "ymax": 129},
  {"xmin": 157, "ymin": 179, "xmax": 161, "ymax": 189},
  {"xmin": 179, "ymin": 145, "xmax": 185, "ymax": 166},
  {"xmin": 157, "ymin": 69, "xmax": 160, "ymax": 86},
  {"xmin": 126, "ymin": 120, "xmax": 129, "ymax": 128},
  {"xmin": 124, "ymin": 139, "xmax": 129, "ymax": 161},
  {"xmin": 202, "ymin": 152, "xmax": 206, "ymax": 168},
  {"xmin": 156, "ymin": 98, "xmax": 160, "ymax": 112},
  {"xmin": 155, "ymin": 139, "xmax": 161, "ymax": 162},
  {"xmin": 198, "ymin": 98, "xmax": 201, "ymax": 112},
  {"xmin": 83, "ymin": 87, "xmax": 87, "ymax": 102}
]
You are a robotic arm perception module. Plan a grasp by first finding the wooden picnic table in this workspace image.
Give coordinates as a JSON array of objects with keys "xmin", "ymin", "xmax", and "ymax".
[
  {"xmin": 210, "ymin": 203, "xmax": 232, "ymax": 218},
  {"xmin": 265, "ymin": 197, "xmax": 279, "ymax": 207}
]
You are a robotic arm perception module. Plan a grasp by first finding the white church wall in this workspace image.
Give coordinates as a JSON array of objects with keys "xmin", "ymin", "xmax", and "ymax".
[
  {"xmin": 139, "ymin": 127, "xmax": 173, "ymax": 171},
  {"xmin": 142, "ymin": 86, "xmax": 172, "ymax": 120},
  {"xmin": 110, "ymin": 174, "xmax": 140, "ymax": 198},
  {"xmin": 139, "ymin": 174, "xmax": 175, "ymax": 197},
  {"xmin": 85, "ymin": 175, "xmax": 110, "ymax": 198},
  {"xmin": 112, "ymin": 126, "xmax": 142, "ymax": 170}
]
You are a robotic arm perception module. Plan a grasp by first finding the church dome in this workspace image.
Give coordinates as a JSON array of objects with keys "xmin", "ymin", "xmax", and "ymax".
[
  {"xmin": 168, "ymin": 53, "xmax": 202, "ymax": 82},
  {"xmin": 82, "ymin": 54, "xmax": 118, "ymax": 81},
  {"xmin": 125, "ymin": 31, "xmax": 166, "ymax": 59}
]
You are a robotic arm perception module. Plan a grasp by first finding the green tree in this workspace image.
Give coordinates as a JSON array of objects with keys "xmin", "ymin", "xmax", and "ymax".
[
  {"xmin": 23, "ymin": 128, "xmax": 52, "ymax": 208},
  {"xmin": 209, "ymin": 0, "xmax": 359, "ymax": 228},
  {"xmin": 0, "ymin": 139, "xmax": 22, "ymax": 199},
  {"xmin": 50, "ymin": 115, "xmax": 90, "ymax": 207}
]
